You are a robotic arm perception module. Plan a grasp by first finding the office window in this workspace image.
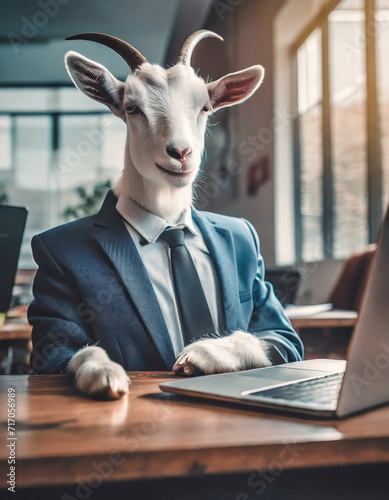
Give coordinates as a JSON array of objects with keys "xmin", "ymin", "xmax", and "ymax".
[
  {"xmin": 293, "ymin": 0, "xmax": 383, "ymax": 262},
  {"xmin": 14, "ymin": 116, "xmax": 52, "ymax": 190},
  {"xmin": 329, "ymin": 0, "xmax": 368, "ymax": 258},
  {"xmin": 297, "ymin": 29, "xmax": 324, "ymax": 261},
  {"xmin": 0, "ymin": 87, "xmax": 126, "ymax": 267},
  {"xmin": 376, "ymin": 0, "xmax": 389, "ymax": 206},
  {"xmin": 0, "ymin": 116, "xmax": 12, "ymax": 171}
]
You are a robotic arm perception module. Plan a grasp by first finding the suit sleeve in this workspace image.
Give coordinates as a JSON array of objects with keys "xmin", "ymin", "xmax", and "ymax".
[
  {"xmin": 243, "ymin": 220, "xmax": 304, "ymax": 364},
  {"xmin": 28, "ymin": 235, "xmax": 93, "ymax": 374}
]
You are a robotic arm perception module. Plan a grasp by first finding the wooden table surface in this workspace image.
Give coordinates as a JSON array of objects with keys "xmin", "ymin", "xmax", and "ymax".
[
  {"xmin": 289, "ymin": 310, "xmax": 358, "ymax": 330},
  {"xmin": 0, "ymin": 322, "xmax": 32, "ymax": 341},
  {"xmin": 0, "ymin": 309, "xmax": 358, "ymax": 341},
  {"xmin": 1, "ymin": 372, "xmax": 389, "ymax": 490}
]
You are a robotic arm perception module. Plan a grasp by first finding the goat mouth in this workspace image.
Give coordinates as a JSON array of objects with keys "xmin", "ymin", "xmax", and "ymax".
[{"xmin": 156, "ymin": 164, "xmax": 193, "ymax": 177}]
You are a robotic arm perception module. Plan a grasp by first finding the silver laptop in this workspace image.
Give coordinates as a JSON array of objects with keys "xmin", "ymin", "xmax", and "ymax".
[{"xmin": 160, "ymin": 206, "xmax": 389, "ymax": 418}]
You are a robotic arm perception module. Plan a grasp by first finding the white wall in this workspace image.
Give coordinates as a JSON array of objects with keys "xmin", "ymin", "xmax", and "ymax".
[
  {"xmin": 195, "ymin": 0, "xmax": 285, "ymax": 267},
  {"xmin": 197, "ymin": 0, "xmax": 345, "ymax": 303}
]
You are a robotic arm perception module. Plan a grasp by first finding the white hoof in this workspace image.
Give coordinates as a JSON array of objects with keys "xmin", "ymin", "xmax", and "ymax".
[
  {"xmin": 68, "ymin": 346, "xmax": 131, "ymax": 400},
  {"xmin": 173, "ymin": 330, "xmax": 272, "ymax": 376}
]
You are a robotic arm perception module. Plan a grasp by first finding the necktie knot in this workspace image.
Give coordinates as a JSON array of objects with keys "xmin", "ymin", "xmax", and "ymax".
[{"xmin": 160, "ymin": 228, "xmax": 186, "ymax": 249}]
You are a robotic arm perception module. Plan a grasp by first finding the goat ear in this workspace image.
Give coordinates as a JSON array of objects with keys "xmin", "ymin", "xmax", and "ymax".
[
  {"xmin": 207, "ymin": 65, "xmax": 265, "ymax": 111},
  {"xmin": 65, "ymin": 51, "xmax": 125, "ymax": 118}
]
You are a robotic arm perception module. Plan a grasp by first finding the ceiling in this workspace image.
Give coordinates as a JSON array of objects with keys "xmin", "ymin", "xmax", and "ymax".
[{"xmin": 0, "ymin": 0, "xmax": 214, "ymax": 84}]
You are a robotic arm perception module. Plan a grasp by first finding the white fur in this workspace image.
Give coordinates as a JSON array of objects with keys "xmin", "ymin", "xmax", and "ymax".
[
  {"xmin": 64, "ymin": 35, "xmax": 266, "ymax": 399},
  {"xmin": 173, "ymin": 331, "xmax": 272, "ymax": 375},
  {"xmin": 65, "ymin": 53, "xmax": 264, "ymax": 223},
  {"xmin": 114, "ymin": 64, "xmax": 210, "ymax": 222},
  {"xmin": 67, "ymin": 346, "xmax": 131, "ymax": 399}
]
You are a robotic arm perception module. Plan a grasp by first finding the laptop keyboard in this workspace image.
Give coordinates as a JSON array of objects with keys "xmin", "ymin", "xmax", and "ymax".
[{"xmin": 250, "ymin": 372, "xmax": 344, "ymax": 405}]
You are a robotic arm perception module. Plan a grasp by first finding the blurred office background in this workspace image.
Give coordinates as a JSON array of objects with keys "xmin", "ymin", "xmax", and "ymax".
[{"xmin": 1, "ymin": 0, "xmax": 388, "ymax": 306}]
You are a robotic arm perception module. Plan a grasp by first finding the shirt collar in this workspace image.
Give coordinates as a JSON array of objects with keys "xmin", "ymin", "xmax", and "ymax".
[{"xmin": 116, "ymin": 195, "xmax": 198, "ymax": 243}]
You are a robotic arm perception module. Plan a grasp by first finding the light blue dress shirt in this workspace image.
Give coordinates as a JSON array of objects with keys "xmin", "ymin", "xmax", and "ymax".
[{"xmin": 116, "ymin": 195, "xmax": 223, "ymax": 356}]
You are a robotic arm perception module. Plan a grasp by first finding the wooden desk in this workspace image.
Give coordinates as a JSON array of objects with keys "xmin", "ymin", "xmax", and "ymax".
[
  {"xmin": 1, "ymin": 373, "xmax": 389, "ymax": 499},
  {"xmin": 0, "ymin": 323, "xmax": 31, "ymax": 375},
  {"xmin": 289, "ymin": 310, "xmax": 358, "ymax": 331},
  {"xmin": 0, "ymin": 322, "xmax": 31, "ymax": 341}
]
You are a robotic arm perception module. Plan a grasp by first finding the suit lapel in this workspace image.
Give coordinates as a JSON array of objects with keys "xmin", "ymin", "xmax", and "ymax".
[
  {"xmin": 91, "ymin": 191, "xmax": 176, "ymax": 369},
  {"xmin": 192, "ymin": 210, "xmax": 239, "ymax": 332}
]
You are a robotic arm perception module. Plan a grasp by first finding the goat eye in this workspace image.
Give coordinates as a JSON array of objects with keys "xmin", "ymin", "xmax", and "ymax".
[
  {"xmin": 202, "ymin": 104, "xmax": 211, "ymax": 113},
  {"xmin": 126, "ymin": 104, "xmax": 139, "ymax": 115}
]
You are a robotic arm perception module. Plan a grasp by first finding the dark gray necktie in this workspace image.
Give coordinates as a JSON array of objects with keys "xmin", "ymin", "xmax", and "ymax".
[{"xmin": 160, "ymin": 228, "xmax": 215, "ymax": 345}]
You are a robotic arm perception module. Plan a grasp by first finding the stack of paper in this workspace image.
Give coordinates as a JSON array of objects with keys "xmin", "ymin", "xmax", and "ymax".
[{"xmin": 284, "ymin": 303, "xmax": 334, "ymax": 319}]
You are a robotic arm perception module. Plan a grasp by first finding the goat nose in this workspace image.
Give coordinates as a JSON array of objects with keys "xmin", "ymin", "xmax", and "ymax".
[{"xmin": 166, "ymin": 145, "xmax": 192, "ymax": 161}]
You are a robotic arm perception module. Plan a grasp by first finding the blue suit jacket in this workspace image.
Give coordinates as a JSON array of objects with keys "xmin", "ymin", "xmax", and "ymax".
[{"xmin": 28, "ymin": 191, "xmax": 303, "ymax": 373}]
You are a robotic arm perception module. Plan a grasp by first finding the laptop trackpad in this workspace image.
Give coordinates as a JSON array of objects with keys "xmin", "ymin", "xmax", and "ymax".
[{"xmin": 237, "ymin": 367, "xmax": 334, "ymax": 393}]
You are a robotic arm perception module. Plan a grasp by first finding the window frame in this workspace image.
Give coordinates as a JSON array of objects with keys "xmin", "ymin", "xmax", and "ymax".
[
  {"xmin": 0, "ymin": 84, "xmax": 120, "ymax": 268},
  {"xmin": 291, "ymin": 0, "xmax": 382, "ymax": 262}
]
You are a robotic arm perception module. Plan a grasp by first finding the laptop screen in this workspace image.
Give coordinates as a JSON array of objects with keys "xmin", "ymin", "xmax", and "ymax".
[{"xmin": 0, "ymin": 206, "xmax": 28, "ymax": 313}]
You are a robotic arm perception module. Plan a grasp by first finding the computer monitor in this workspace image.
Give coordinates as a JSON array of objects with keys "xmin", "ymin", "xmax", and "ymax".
[{"xmin": 0, "ymin": 206, "xmax": 28, "ymax": 314}]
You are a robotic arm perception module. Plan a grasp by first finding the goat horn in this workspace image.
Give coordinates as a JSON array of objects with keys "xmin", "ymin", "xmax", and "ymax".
[
  {"xmin": 177, "ymin": 30, "xmax": 223, "ymax": 66},
  {"xmin": 65, "ymin": 32, "xmax": 148, "ymax": 72}
]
